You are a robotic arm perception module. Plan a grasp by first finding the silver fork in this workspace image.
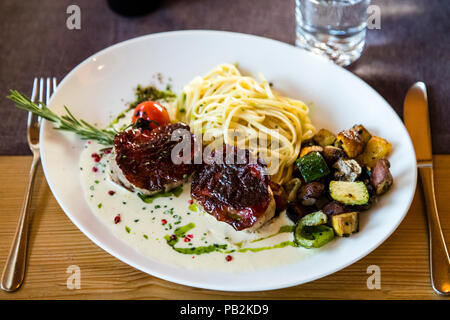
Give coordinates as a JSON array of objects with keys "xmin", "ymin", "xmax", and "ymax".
[{"xmin": 1, "ymin": 77, "xmax": 57, "ymax": 292}]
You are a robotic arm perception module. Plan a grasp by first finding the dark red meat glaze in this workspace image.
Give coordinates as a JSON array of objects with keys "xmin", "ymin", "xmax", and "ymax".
[
  {"xmin": 114, "ymin": 123, "xmax": 195, "ymax": 192},
  {"xmin": 191, "ymin": 146, "xmax": 272, "ymax": 231}
]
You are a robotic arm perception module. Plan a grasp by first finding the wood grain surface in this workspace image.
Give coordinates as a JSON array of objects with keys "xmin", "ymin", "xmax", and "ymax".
[{"xmin": 0, "ymin": 155, "xmax": 449, "ymax": 300}]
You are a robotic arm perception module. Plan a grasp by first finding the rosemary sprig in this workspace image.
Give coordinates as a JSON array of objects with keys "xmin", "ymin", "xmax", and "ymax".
[{"xmin": 7, "ymin": 90, "xmax": 117, "ymax": 145}]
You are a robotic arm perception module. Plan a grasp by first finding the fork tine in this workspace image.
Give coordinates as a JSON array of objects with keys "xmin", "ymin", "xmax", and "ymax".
[
  {"xmin": 27, "ymin": 78, "xmax": 39, "ymax": 127},
  {"xmin": 28, "ymin": 77, "xmax": 57, "ymax": 125},
  {"xmin": 46, "ymin": 77, "xmax": 51, "ymax": 106},
  {"xmin": 37, "ymin": 77, "xmax": 46, "ymax": 122},
  {"xmin": 52, "ymin": 77, "xmax": 57, "ymax": 94},
  {"xmin": 31, "ymin": 78, "xmax": 38, "ymax": 103},
  {"xmin": 39, "ymin": 78, "xmax": 44, "ymax": 104}
]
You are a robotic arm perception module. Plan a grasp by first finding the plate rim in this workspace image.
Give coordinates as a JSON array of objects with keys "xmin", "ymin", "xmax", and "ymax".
[{"xmin": 40, "ymin": 30, "xmax": 418, "ymax": 292}]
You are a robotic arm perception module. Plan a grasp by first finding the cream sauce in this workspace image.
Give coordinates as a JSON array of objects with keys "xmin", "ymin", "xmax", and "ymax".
[{"xmin": 79, "ymin": 112, "xmax": 311, "ymax": 272}]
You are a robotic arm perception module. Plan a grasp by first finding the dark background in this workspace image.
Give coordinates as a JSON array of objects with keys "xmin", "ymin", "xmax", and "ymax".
[{"xmin": 0, "ymin": 0, "xmax": 448, "ymax": 155}]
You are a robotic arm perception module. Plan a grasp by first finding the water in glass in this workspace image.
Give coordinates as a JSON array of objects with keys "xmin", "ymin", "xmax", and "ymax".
[{"xmin": 295, "ymin": 0, "xmax": 370, "ymax": 66}]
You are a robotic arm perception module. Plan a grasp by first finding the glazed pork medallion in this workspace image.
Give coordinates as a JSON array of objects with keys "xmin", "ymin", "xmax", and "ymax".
[
  {"xmin": 110, "ymin": 123, "xmax": 195, "ymax": 195},
  {"xmin": 191, "ymin": 146, "xmax": 276, "ymax": 232}
]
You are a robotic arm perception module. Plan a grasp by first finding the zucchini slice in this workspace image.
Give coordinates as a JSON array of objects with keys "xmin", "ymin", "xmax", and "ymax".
[
  {"xmin": 294, "ymin": 211, "xmax": 334, "ymax": 249},
  {"xmin": 329, "ymin": 181, "xmax": 369, "ymax": 205},
  {"xmin": 296, "ymin": 151, "xmax": 330, "ymax": 183},
  {"xmin": 331, "ymin": 212, "xmax": 359, "ymax": 237}
]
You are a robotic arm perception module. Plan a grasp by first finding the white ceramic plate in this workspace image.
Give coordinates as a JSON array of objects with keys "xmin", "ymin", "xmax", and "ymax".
[{"xmin": 40, "ymin": 30, "xmax": 417, "ymax": 291}]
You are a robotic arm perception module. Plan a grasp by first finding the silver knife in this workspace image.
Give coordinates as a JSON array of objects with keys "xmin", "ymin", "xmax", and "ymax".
[{"xmin": 403, "ymin": 82, "xmax": 450, "ymax": 296}]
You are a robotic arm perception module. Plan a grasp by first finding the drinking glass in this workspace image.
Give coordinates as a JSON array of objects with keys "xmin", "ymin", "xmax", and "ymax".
[{"xmin": 295, "ymin": 0, "xmax": 370, "ymax": 66}]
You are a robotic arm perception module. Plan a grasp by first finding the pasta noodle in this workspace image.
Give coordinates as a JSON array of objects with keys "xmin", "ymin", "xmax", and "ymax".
[{"xmin": 174, "ymin": 64, "xmax": 315, "ymax": 185}]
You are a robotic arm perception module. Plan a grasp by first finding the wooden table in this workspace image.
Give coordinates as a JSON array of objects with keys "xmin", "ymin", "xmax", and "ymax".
[{"xmin": 0, "ymin": 155, "xmax": 449, "ymax": 300}]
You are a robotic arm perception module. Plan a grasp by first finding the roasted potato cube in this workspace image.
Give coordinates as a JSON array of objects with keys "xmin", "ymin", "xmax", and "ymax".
[
  {"xmin": 331, "ymin": 212, "xmax": 359, "ymax": 237},
  {"xmin": 313, "ymin": 129, "xmax": 336, "ymax": 147},
  {"xmin": 335, "ymin": 129, "xmax": 365, "ymax": 158},
  {"xmin": 351, "ymin": 124, "xmax": 372, "ymax": 145},
  {"xmin": 357, "ymin": 136, "xmax": 392, "ymax": 167},
  {"xmin": 299, "ymin": 145, "xmax": 323, "ymax": 158}
]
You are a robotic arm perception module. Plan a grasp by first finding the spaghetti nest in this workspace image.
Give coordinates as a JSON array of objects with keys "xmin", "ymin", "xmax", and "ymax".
[{"xmin": 174, "ymin": 64, "xmax": 315, "ymax": 185}]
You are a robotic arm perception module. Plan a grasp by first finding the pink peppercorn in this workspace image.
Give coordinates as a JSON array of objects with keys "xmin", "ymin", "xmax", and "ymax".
[
  {"xmin": 225, "ymin": 255, "xmax": 233, "ymax": 262},
  {"xmin": 91, "ymin": 153, "xmax": 101, "ymax": 162}
]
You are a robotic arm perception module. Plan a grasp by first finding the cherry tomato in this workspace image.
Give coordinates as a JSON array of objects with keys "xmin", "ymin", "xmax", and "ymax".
[{"xmin": 131, "ymin": 101, "xmax": 170, "ymax": 129}]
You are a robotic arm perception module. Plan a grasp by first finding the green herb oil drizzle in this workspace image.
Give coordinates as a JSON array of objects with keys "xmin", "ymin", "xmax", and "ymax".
[
  {"xmin": 164, "ymin": 224, "xmax": 298, "ymax": 256},
  {"xmin": 164, "ymin": 223, "xmax": 227, "ymax": 255},
  {"xmin": 249, "ymin": 225, "xmax": 294, "ymax": 243},
  {"xmin": 233, "ymin": 241, "xmax": 297, "ymax": 253},
  {"xmin": 138, "ymin": 186, "xmax": 183, "ymax": 204}
]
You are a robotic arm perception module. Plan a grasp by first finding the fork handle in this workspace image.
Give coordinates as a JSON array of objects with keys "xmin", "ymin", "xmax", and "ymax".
[
  {"xmin": 418, "ymin": 166, "xmax": 450, "ymax": 296},
  {"xmin": 1, "ymin": 152, "xmax": 40, "ymax": 292}
]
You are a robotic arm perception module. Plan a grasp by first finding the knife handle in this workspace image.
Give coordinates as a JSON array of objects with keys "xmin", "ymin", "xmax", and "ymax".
[{"xmin": 418, "ymin": 165, "xmax": 450, "ymax": 295}]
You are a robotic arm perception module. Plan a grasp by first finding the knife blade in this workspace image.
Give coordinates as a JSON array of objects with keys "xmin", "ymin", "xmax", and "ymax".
[
  {"xmin": 403, "ymin": 82, "xmax": 433, "ymax": 163},
  {"xmin": 404, "ymin": 82, "xmax": 450, "ymax": 296}
]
